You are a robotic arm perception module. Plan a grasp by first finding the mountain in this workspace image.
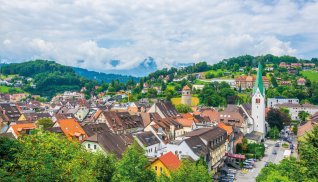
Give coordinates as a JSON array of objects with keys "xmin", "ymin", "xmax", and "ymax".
[
  {"xmin": 73, "ymin": 67, "xmax": 139, "ymax": 83},
  {"xmin": 108, "ymin": 57, "xmax": 158, "ymax": 77}
]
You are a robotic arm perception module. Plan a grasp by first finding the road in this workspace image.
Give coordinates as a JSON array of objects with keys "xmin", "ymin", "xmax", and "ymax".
[{"xmin": 235, "ymin": 139, "xmax": 287, "ymax": 182}]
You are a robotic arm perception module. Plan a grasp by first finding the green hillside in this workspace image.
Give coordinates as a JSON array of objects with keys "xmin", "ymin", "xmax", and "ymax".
[{"xmin": 0, "ymin": 60, "xmax": 86, "ymax": 98}]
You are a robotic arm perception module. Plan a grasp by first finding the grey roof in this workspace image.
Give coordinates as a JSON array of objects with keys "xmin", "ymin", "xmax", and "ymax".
[
  {"xmin": 185, "ymin": 136, "xmax": 208, "ymax": 156},
  {"xmin": 155, "ymin": 101, "xmax": 178, "ymax": 117},
  {"xmin": 135, "ymin": 131, "xmax": 160, "ymax": 147},
  {"xmin": 85, "ymin": 131, "xmax": 133, "ymax": 158},
  {"xmin": 82, "ymin": 123, "xmax": 110, "ymax": 137},
  {"xmin": 245, "ymin": 131, "xmax": 263, "ymax": 142}
]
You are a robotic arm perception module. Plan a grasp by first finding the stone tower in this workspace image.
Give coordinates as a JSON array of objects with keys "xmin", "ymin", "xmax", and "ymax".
[
  {"xmin": 251, "ymin": 63, "xmax": 266, "ymax": 137},
  {"xmin": 181, "ymin": 85, "xmax": 192, "ymax": 106}
]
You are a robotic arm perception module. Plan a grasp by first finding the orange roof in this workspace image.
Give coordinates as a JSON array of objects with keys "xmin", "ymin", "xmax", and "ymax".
[
  {"xmin": 218, "ymin": 122, "xmax": 233, "ymax": 136},
  {"xmin": 176, "ymin": 118, "xmax": 194, "ymax": 127},
  {"xmin": 11, "ymin": 123, "xmax": 36, "ymax": 137},
  {"xmin": 158, "ymin": 152, "xmax": 181, "ymax": 170},
  {"xmin": 57, "ymin": 118, "xmax": 86, "ymax": 141},
  {"xmin": 182, "ymin": 85, "xmax": 190, "ymax": 90},
  {"xmin": 181, "ymin": 113, "xmax": 193, "ymax": 119}
]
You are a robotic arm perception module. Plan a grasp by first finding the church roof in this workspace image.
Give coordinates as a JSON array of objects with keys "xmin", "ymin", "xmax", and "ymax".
[{"xmin": 253, "ymin": 63, "xmax": 265, "ymax": 96}]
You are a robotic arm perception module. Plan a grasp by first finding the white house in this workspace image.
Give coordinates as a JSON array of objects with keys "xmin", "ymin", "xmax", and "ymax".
[
  {"xmin": 275, "ymin": 103, "xmax": 318, "ymax": 120},
  {"xmin": 267, "ymin": 97, "xmax": 299, "ymax": 108}
]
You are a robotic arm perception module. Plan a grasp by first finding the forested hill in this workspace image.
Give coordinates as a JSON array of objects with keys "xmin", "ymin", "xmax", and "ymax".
[
  {"xmin": 73, "ymin": 67, "xmax": 139, "ymax": 83},
  {"xmin": 0, "ymin": 60, "xmax": 85, "ymax": 98},
  {"xmin": 143, "ymin": 54, "xmax": 318, "ymax": 81}
]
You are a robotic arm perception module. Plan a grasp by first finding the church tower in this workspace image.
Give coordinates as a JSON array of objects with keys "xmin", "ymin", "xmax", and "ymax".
[
  {"xmin": 252, "ymin": 63, "xmax": 266, "ymax": 136},
  {"xmin": 181, "ymin": 85, "xmax": 192, "ymax": 106}
]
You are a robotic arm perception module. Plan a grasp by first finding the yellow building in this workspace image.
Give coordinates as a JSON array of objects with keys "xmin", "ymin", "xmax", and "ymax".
[{"xmin": 149, "ymin": 152, "xmax": 181, "ymax": 176}]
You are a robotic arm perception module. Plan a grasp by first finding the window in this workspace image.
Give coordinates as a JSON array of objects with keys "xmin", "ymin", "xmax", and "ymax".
[
  {"xmin": 256, "ymin": 98, "xmax": 260, "ymax": 103},
  {"xmin": 155, "ymin": 166, "xmax": 158, "ymax": 171},
  {"xmin": 94, "ymin": 145, "xmax": 97, "ymax": 149},
  {"xmin": 160, "ymin": 167, "xmax": 163, "ymax": 173},
  {"xmin": 88, "ymin": 144, "xmax": 90, "ymax": 148}
]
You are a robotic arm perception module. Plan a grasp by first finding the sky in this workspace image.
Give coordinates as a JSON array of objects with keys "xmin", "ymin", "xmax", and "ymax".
[{"xmin": 1, "ymin": 0, "xmax": 318, "ymax": 72}]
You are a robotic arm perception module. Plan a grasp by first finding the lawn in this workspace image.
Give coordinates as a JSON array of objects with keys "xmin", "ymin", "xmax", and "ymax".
[
  {"xmin": 301, "ymin": 70, "xmax": 318, "ymax": 82},
  {"xmin": 171, "ymin": 97, "xmax": 200, "ymax": 106}
]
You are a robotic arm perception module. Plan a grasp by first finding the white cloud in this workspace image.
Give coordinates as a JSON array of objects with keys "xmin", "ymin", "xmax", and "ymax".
[{"xmin": 0, "ymin": 0, "xmax": 318, "ymax": 72}]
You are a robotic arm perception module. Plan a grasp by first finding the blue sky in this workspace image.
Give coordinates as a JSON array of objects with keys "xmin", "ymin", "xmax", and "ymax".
[{"xmin": 1, "ymin": 0, "xmax": 318, "ymax": 72}]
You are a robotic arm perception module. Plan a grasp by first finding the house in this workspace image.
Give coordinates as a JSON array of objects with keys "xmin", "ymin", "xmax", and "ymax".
[
  {"xmin": 6, "ymin": 123, "xmax": 36, "ymax": 138},
  {"xmin": 297, "ymin": 78, "xmax": 306, "ymax": 86},
  {"xmin": 134, "ymin": 131, "xmax": 164, "ymax": 158},
  {"xmin": 82, "ymin": 130, "xmax": 133, "ymax": 158},
  {"xmin": 235, "ymin": 75, "xmax": 269, "ymax": 90},
  {"xmin": 9, "ymin": 93, "xmax": 29, "ymax": 103},
  {"xmin": 18, "ymin": 112, "xmax": 51, "ymax": 122},
  {"xmin": 74, "ymin": 106, "xmax": 90, "ymax": 122},
  {"xmin": 144, "ymin": 117, "xmax": 184, "ymax": 142},
  {"xmin": 280, "ymin": 80, "xmax": 291, "ymax": 86},
  {"xmin": 148, "ymin": 100, "xmax": 179, "ymax": 118},
  {"xmin": 267, "ymin": 97, "xmax": 299, "ymax": 108},
  {"xmin": 297, "ymin": 120, "xmax": 314, "ymax": 138},
  {"xmin": 53, "ymin": 118, "xmax": 87, "ymax": 142},
  {"xmin": 192, "ymin": 84, "xmax": 205, "ymax": 91},
  {"xmin": 275, "ymin": 103, "xmax": 318, "ymax": 121},
  {"xmin": 218, "ymin": 122, "xmax": 234, "ymax": 154},
  {"xmin": 95, "ymin": 111, "xmax": 143, "ymax": 134},
  {"xmin": 199, "ymin": 108, "xmax": 219, "ymax": 123},
  {"xmin": 149, "ymin": 151, "xmax": 181, "ymax": 176},
  {"xmin": 140, "ymin": 112, "xmax": 162, "ymax": 127},
  {"xmin": 0, "ymin": 103, "xmax": 22, "ymax": 122}
]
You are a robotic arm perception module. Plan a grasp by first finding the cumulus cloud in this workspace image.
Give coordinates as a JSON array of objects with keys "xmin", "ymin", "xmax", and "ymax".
[{"xmin": 0, "ymin": 0, "xmax": 318, "ymax": 72}]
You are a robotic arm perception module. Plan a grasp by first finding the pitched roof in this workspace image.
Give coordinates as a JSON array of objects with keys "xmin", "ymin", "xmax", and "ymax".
[
  {"xmin": 10, "ymin": 123, "xmax": 36, "ymax": 137},
  {"xmin": 85, "ymin": 131, "xmax": 133, "ymax": 158},
  {"xmin": 57, "ymin": 118, "xmax": 87, "ymax": 141},
  {"xmin": 176, "ymin": 118, "xmax": 194, "ymax": 127},
  {"xmin": 158, "ymin": 152, "xmax": 181, "ymax": 170},
  {"xmin": 135, "ymin": 131, "xmax": 160, "ymax": 147},
  {"xmin": 182, "ymin": 85, "xmax": 190, "ymax": 91},
  {"xmin": 155, "ymin": 101, "xmax": 178, "ymax": 118},
  {"xmin": 218, "ymin": 122, "xmax": 233, "ymax": 136}
]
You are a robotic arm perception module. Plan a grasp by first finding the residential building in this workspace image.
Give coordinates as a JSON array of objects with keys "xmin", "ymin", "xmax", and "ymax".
[
  {"xmin": 148, "ymin": 100, "xmax": 179, "ymax": 118},
  {"xmin": 6, "ymin": 123, "xmax": 36, "ymax": 138},
  {"xmin": 218, "ymin": 122, "xmax": 234, "ymax": 154},
  {"xmin": 297, "ymin": 78, "xmax": 306, "ymax": 86},
  {"xmin": 82, "ymin": 130, "xmax": 132, "ymax": 158},
  {"xmin": 150, "ymin": 151, "xmax": 181, "ymax": 176},
  {"xmin": 275, "ymin": 103, "xmax": 318, "ymax": 120},
  {"xmin": 0, "ymin": 103, "xmax": 21, "ymax": 122},
  {"xmin": 53, "ymin": 118, "xmax": 87, "ymax": 142},
  {"xmin": 267, "ymin": 97, "xmax": 299, "ymax": 108},
  {"xmin": 134, "ymin": 131, "xmax": 164, "ymax": 158},
  {"xmin": 192, "ymin": 84, "xmax": 205, "ymax": 91},
  {"xmin": 235, "ymin": 75, "xmax": 269, "ymax": 90}
]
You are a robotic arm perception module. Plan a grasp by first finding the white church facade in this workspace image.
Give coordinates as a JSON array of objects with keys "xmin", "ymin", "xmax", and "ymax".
[{"xmin": 239, "ymin": 63, "xmax": 267, "ymax": 142}]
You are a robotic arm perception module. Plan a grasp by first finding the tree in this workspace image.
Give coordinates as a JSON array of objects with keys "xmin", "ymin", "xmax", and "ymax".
[
  {"xmin": 175, "ymin": 104, "xmax": 192, "ymax": 113},
  {"xmin": 94, "ymin": 153, "xmax": 117, "ymax": 182},
  {"xmin": 266, "ymin": 108, "xmax": 291, "ymax": 130},
  {"xmin": 1, "ymin": 131, "xmax": 105, "ymax": 181},
  {"xmin": 36, "ymin": 118, "xmax": 54, "ymax": 130},
  {"xmin": 270, "ymin": 75, "xmax": 278, "ymax": 88},
  {"xmin": 268, "ymin": 126, "xmax": 279, "ymax": 140},
  {"xmin": 170, "ymin": 160, "xmax": 211, "ymax": 182},
  {"xmin": 112, "ymin": 141, "xmax": 156, "ymax": 182},
  {"xmin": 298, "ymin": 111, "xmax": 310, "ymax": 123},
  {"xmin": 147, "ymin": 88, "xmax": 158, "ymax": 98}
]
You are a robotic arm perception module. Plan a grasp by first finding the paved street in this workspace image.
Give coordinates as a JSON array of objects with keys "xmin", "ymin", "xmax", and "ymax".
[{"xmin": 235, "ymin": 139, "xmax": 292, "ymax": 182}]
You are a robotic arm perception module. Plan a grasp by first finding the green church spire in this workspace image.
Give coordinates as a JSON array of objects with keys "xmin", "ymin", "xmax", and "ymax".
[{"xmin": 253, "ymin": 62, "xmax": 265, "ymax": 96}]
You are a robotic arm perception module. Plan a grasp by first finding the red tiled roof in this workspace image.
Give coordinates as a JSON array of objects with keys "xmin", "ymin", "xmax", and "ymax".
[
  {"xmin": 11, "ymin": 123, "xmax": 36, "ymax": 137},
  {"xmin": 218, "ymin": 122, "xmax": 233, "ymax": 136},
  {"xmin": 57, "ymin": 118, "xmax": 86, "ymax": 141},
  {"xmin": 158, "ymin": 152, "xmax": 181, "ymax": 170},
  {"xmin": 182, "ymin": 85, "xmax": 190, "ymax": 90}
]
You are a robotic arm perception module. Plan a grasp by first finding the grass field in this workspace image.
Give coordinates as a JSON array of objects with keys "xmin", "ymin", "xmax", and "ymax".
[
  {"xmin": 171, "ymin": 97, "xmax": 200, "ymax": 106},
  {"xmin": 301, "ymin": 70, "xmax": 318, "ymax": 82},
  {"xmin": 0, "ymin": 86, "xmax": 23, "ymax": 94}
]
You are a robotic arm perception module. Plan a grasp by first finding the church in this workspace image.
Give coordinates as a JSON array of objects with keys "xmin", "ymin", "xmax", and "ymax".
[{"xmin": 239, "ymin": 63, "xmax": 267, "ymax": 142}]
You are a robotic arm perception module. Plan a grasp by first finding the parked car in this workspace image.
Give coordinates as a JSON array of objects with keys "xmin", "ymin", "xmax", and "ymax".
[
  {"xmin": 275, "ymin": 143, "xmax": 280, "ymax": 147},
  {"xmin": 265, "ymin": 162, "xmax": 269, "ymax": 167},
  {"xmin": 272, "ymin": 150, "xmax": 277, "ymax": 155},
  {"xmin": 243, "ymin": 165, "xmax": 253, "ymax": 169}
]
